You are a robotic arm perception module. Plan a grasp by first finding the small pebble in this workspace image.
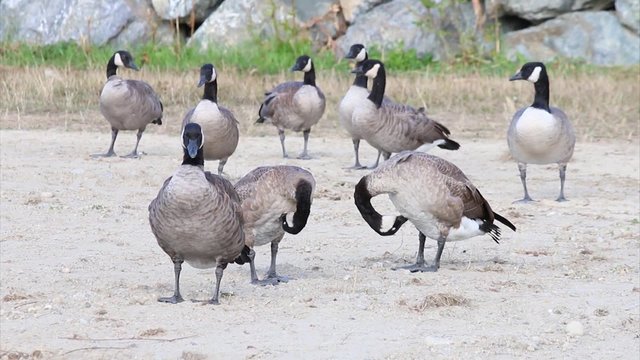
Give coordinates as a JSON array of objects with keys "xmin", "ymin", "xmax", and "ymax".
[
  {"xmin": 566, "ymin": 321, "xmax": 584, "ymax": 336},
  {"xmin": 40, "ymin": 192, "xmax": 54, "ymax": 198}
]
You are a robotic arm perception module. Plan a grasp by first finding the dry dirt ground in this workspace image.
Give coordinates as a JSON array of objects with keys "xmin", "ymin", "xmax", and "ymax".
[{"xmin": 0, "ymin": 127, "xmax": 638, "ymax": 359}]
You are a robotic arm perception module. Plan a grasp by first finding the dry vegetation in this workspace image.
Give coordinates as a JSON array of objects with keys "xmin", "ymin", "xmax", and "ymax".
[{"xmin": 1, "ymin": 65, "xmax": 638, "ymax": 141}]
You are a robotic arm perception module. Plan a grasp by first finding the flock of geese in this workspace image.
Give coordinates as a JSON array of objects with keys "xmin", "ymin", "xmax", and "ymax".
[{"xmin": 95, "ymin": 45, "xmax": 575, "ymax": 304}]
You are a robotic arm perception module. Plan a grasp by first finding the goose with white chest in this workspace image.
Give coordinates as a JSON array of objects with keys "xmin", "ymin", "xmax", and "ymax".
[
  {"xmin": 508, "ymin": 62, "xmax": 576, "ymax": 202},
  {"xmin": 182, "ymin": 64, "xmax": 239, "ymax": 175},
  {"xmin": 256, "ymin": 55, "xmax": 326, "ymax": 159},
  {"xmin": 354, "ymin": 151, "xmax": 516, "ymax": 272},
  {"xmin": 94, "ymin": 50, "xmax": 163, "ymax": 158},
  {"xmin": 350, "ymin": 60, "xmax": 460, "ymax": 166}
]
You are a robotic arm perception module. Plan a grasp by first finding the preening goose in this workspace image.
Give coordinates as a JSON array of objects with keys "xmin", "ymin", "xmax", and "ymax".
[
  {"xmin": 182, "ymin": 64, "xmax": 239, "ymax": 175},
  {"xmin": 148, "ymin": 123, "xmax": 249, "ymax": 304},
  {"xmin": 256, "ymin": 55, "xmax": 326, "ymax": 159},
  {"xmin": 94, "ymin": 50, "xmax": 163, "ymax": 158},
  {"xmin": 508, "ymin": 62, "xmax": 576, "ymax": 202},
  {"xmin": 234, "ymin": 165, "xmax": 315, "ymax": 285},
  {"xmin": 339, "ymin": 44, "xmax": 387, "ymax": 169},
  {"xmin": 351, "ymin": 60, "xmax": 460, "ymax": 168},
  {"xmin": 354, "ymin": 151, "xmax": 516, "ymax": 272}
]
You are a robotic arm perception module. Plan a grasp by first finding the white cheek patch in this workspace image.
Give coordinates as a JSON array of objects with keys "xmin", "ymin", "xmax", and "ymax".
[
  {"xmin": 286, "ymin": 212, "xmax": 294, "ymax": 225},
  {"xmin": 302, "ymin": 59, "xmax": 312, "ymax": 72},
  {"xmin": 199, "ymin": 130, "xmax": 204, "ymax": 149},
  {"xmin": 355, "ymin": 48, "xmax": 366, "ymax": 62},
  {"xmin": 114, "ymin": 52, "xmax": 124, "ymax": 67},
  {"xmin": 209, "ymin": 67, "xmax": 217, "ymax": 82},
  {"xmin": 181, "ymin": 127, "xmax": 186, "ymax": 148},
  {"xmin": 365, "ymin": 63, "xmax": 380, "ymax": 78},
  {"xmin": 527, "ymin": 66, "xmax": 542, "ymax": 83},
  {"xmin": 381, "ymin": 215, "xmax": 397, "ymax": 232}
]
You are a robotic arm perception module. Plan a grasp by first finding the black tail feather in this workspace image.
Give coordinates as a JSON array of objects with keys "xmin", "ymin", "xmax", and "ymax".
[
  {"xmin": 438, "ymin": 138, "xmax": 460, "ymax": 150},
  {"xmin": 493, "ymin": 212, "xmax": 516, "ymax": 232},
  {"xmin": 233, "ymin": 245, "xmax": 252, "ymax": 265},
  {"xmin": 480, "ymin": 222, "xmax": 502, "ymax": 244}
]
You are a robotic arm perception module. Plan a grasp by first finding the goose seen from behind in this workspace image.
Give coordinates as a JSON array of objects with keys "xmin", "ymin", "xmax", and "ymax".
[
  {"xmin": 94, "ymin": 50, "xmax": 163, "ymax": 158},
  {"xmin": 508, "ymin": 62, "xmax": 576, "ymax": 202},
  {"xmin": 351, "ymin": 60, "xmax": 460, "ymax": 167},
  {"xmin": 182, "ymin": 64, "xmax": 239, "ymax": 175},
  {"xmin": 234, "ymin": 165, "xmax": 315, "ymax": 285},
  {"xmin": 354, "ymin": 151, "xmax": 516, "ymax": 272},
  {"xmin": 148, "ymin": 123, "xmax": 249, "ymax": 304},
  {"xmin": 256, "ymin": 55, "xmax": 326, "ymax": 159}
]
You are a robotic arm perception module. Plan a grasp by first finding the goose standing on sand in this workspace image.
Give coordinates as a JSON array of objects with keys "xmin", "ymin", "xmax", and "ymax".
[
  {"xmin": 234, "ymin": 165, "xmax": 315, "ymax": 285},
  {"xmin": 508, "ymin": 62, "xmax": 575, "ymax": 202},
  {"xmin": 256, "ymin": 55, "xmax": 326, "ymax": 159},
  {"xmin": 354, "ymin": 151, "xmax": 516, "ymax": 272},
  {"xmin": 351, "ymin": 60, "xmax": 460, "ymax": 168},
  {"xmin": 148, "ymin": 123, "xmax": 249, "ymax": 304},
  {"xmin": 94, "ymin": 50, "xmax": 163, "ymax": 158},
  {"xmin": 182, "ymin": 64, "xmax": 239, "ymax": 175}
]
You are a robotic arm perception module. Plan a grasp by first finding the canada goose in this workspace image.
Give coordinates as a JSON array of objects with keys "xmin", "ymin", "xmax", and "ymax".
[
  {"xmin": 182, "ymin": 64, "xmax": 239, "ymax": 175},
  {"xmin": 351, "ymin": 60, "xmax": 460, "ymax": 168},
  {"xmin": 256, "ymin": 55, "xmax": 326, "ymax": 159},
  {"xmin": 508, "ymin": 62, "xmax": 576, "ymax": 202},
  {"xmin": 234, "ymin": 165, "xmax": 315, "ymax": 285},
  {"xmin": 339, "ymin": 44, "xmax": 390, "ymax": 169},
  {"xmin": 354, "ymin": 151, "xmax": 516, "ymax": 272},
  {"xmin": 93, "ymin": 50, "xmax": 163, "ymax": 158},
  {"xmin": 148, "ymin": 123, "xmax": 249, "ymax": 304}
]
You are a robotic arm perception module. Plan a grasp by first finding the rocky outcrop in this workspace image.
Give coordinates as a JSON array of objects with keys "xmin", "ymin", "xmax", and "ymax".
[
  {"xmin": 616, "ymin": 0, "xmax": 640, "ymax": 33},
  {"xmin": 151, "ymin": 0, "xmax": 223, "ymax": 22},
  {"xmin": 188, "ymin": 0, "xmax": 338, "ymax": 49},
  {"xmin": 489, "ymin": 0, "xmax": 614, "ymax": 22},
  {"xmin": 339, "ymin": 0, "xmax": 388, "ymax": 23},
  {"xmin": 337, "ymin": 0, "xmax": 475, "ymax": 61},
  {"xmin": 504, "ymin": 11, "xmax": 639, "ymax": 65},
  {"xmin": 0, "ymin": 0, "xmax": 173, "ymax": 46}
]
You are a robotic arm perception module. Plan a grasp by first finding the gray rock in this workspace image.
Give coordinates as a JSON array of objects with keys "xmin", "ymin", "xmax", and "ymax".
[
  {"xmin": 616, "ymin": 0, "xmax": 640, "ymax": 33},
  {"xmin": 151, "ymin": 0, "xmax": 223, "ymax": 22},
  {"xmin": 188, "ymin": 0, "xmax": 338, "ymax": 49},
  {"xmin": 505, "ymin": 11, "xmax": 640, "ymax": 65},
  {"xmin": 339, "ymin": 0, "xmax": 387, "ymax": 23},
  {"xmin": 336, "ymin": 0, "xmax": 476, "ymax": 61},
  {"xmin": 490, "ymin": 0, "xmax": 614, "ymax": 22},
  {"xmin": 0, "ymin": 0, "xmax": 170, "ymax": 46}
]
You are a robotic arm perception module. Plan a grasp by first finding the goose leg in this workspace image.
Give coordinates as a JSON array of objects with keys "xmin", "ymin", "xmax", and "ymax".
[
  {"xmin": 248, "ymin": 248, "xmax": 260, "ymax": 284},
  {"xmin": 392, "ymin": 233, "xmax": 440, "ymax": 272},
  {"xmin": 158, "ymin": 259, "xmax": 184, "ymax": 304},
  {"xmin": 209, "ymin": 264, "xmax": 226, "ymax": 305},
  {"xmin": 91, "ymin": 127, "xmax": 118, "ymax": 157},
  {"xmin": 556, "ymin": 163, "xmax": 568, "ymax": 202},
  {"xmin": 345, "ymin": 139, "xmax": 366, "ymax": 169},
  {"xmin": 298, "ymin": 129, "xmax": 312, "ymax": 159},
  {"xmin": 254, "ymin": 240, "xmax": 289, "ymax": 286},
  {"xmin": 122, "ymin": 128, "xmax": 144, "ymax": 158},
  {"xmin": 368, "ymin": 150, "xmax": 382, "ymax": 169},
  {"xmin": 278, "ymin": 129, "xmax": 288, "ymax": 158},
  {"xmin": 218, "ymin": 158, "xmax": 228, "ymax": 176},
  {"xmin": 514, "ymin": 162, "xmax": 533, "ymax": 203}
]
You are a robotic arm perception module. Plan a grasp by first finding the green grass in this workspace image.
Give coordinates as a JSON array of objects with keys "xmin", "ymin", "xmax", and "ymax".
[{"xmin": 0, "ymin": 38, "xmax": 633, "ymax": 77}]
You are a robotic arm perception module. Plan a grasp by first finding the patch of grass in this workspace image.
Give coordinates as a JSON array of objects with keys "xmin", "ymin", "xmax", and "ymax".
[{"xmin": 411, "ymin": 293, "xmax": 470, "ymax": 311}]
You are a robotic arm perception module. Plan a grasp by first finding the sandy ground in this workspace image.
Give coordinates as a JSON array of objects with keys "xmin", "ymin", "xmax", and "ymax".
[{"xmin": 0, "ymin": 128, "xmax": 638, "ymax": 359}]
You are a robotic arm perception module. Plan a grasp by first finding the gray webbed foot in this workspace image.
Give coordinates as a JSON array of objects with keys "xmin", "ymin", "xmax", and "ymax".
[
  {"xmin": 513, "ymin": 196, "xmax": 535, "ymax": 204},
  {"xmin": 158, "ymin": 295, "xmax": 184, "ymax": 304},
  {"xmin": 556, "ymin": 196, "xmax": 568, "ymax": 202},
  {"xmin": 252, "ymin": 274, "xmax": 290, "ymax": 286},
  {"xmin": 344, "ymin": 164, "xmax": 367, "ymax": 170},
  {"xmin": 392, "ymin": 263, "xmax": 439, "ymax": 273},
  {"xmin": 121, "ymin": 151, "xmax": 143, "ymax": 159},
  {"xmin": 91, "ymin": 151, "xmax": 116, "ymax": 158},
  {"xmin": 297, "ymin": 153, "xmax": 311, "ymax": 160}
]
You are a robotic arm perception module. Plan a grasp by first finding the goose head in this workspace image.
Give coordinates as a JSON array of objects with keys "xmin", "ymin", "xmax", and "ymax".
[
  {"xmin": 111, "ymin": 50, "xmax": 139, "ymax": 71},
  {"xmin": 290, "ymin": 55, "xmax": 313, "ymax": 73},
  {"xmin": 510, "ymin": 62, "xmax": 546, "ymax": 83},
  {"xmin": 345, "ymin": 44, "xmax": 367, "ymax": 62},
  {"xmin": 182, "ymin": 123, "xmax": 204, "ymax": 159},
  {"xmin": 352, "ymin": 59, "xmax": 384, "ymax": 79},
  {"xmin": 198, "ymin": 63, "xmax": 217, "ymax": 87}
]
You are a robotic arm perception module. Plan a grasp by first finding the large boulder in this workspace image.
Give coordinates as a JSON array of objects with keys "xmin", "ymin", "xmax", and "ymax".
[
  {"xmin": 489, "ymin": 0, "xmax": 614, "ymax": 22},
  {"xmin": 339, "ymin": 0, "xmax": 387, "ymax": 23},
  {"xmin": 616, "ymin": 0, "xmax": 640, "ymax": 34},
  {"xmin": 504, "ymin": 11, "xmax": 640, "ymax": 66},
  {"xmin": 151, "ymin": 0, "xmax": 223, "ymax": 22},
  {"xmin": 336, "ymin": 0, "xmax": 476, "ymax": 61},
  {"xmin": 0, "ymin": 0, "xmax": 172, "ymax": 46},
  {"xmin": 188, "ymin": 0, "xmax": 337, "ymax": 49}
]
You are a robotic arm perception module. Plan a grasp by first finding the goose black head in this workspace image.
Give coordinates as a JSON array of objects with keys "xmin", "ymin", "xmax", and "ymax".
[
  {"xmin": 509, "ymin": 62, "xmax": 547, "ymax": 83},
  {"xmin": 345, "ymin": 44, "xmax": 367, "ymax": 62},
  {"xmin": 352, "ymin": 59, "xmax": 384, "ymax": 79},
  {"xmin": 198, "ymin": 63, "xmax": 217, "ymax": 87},
  {"xmin": 291, "ymin": 55, "xmax": 313, "ymax": 72},
  {"xmin": 182, "ymin": 123, "xmax": 204, "ymax": 159},
  {"xmin": 112, "ymin": 50, "xmax": 139, "ymax": 71}
]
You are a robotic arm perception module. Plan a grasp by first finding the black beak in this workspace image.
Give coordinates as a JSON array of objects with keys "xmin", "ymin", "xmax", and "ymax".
[
  {"xmin": 198, "ymin": 73, "xmax": 207, "ymax": 87},
  {"xmin": 344, "ymin": 50, "xmax": 358, "ymax": 60},
  {"xmin": 187, "ymin": 139, "xmax": 199, "ymax": 158},
  {"xmin": 509, "ymin": 71, "xmax": 523, "ymax": 81},
  {"xmin": 128, "ymin": 61, "xmax": 139, "ymax": 71},
  {"xmin": 351, "ymin": 65, "xmax": 363, "ymax": 74},
  {"xmin": 290, "ymin": 63, "xmax": 302, "ymax": 72}
]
